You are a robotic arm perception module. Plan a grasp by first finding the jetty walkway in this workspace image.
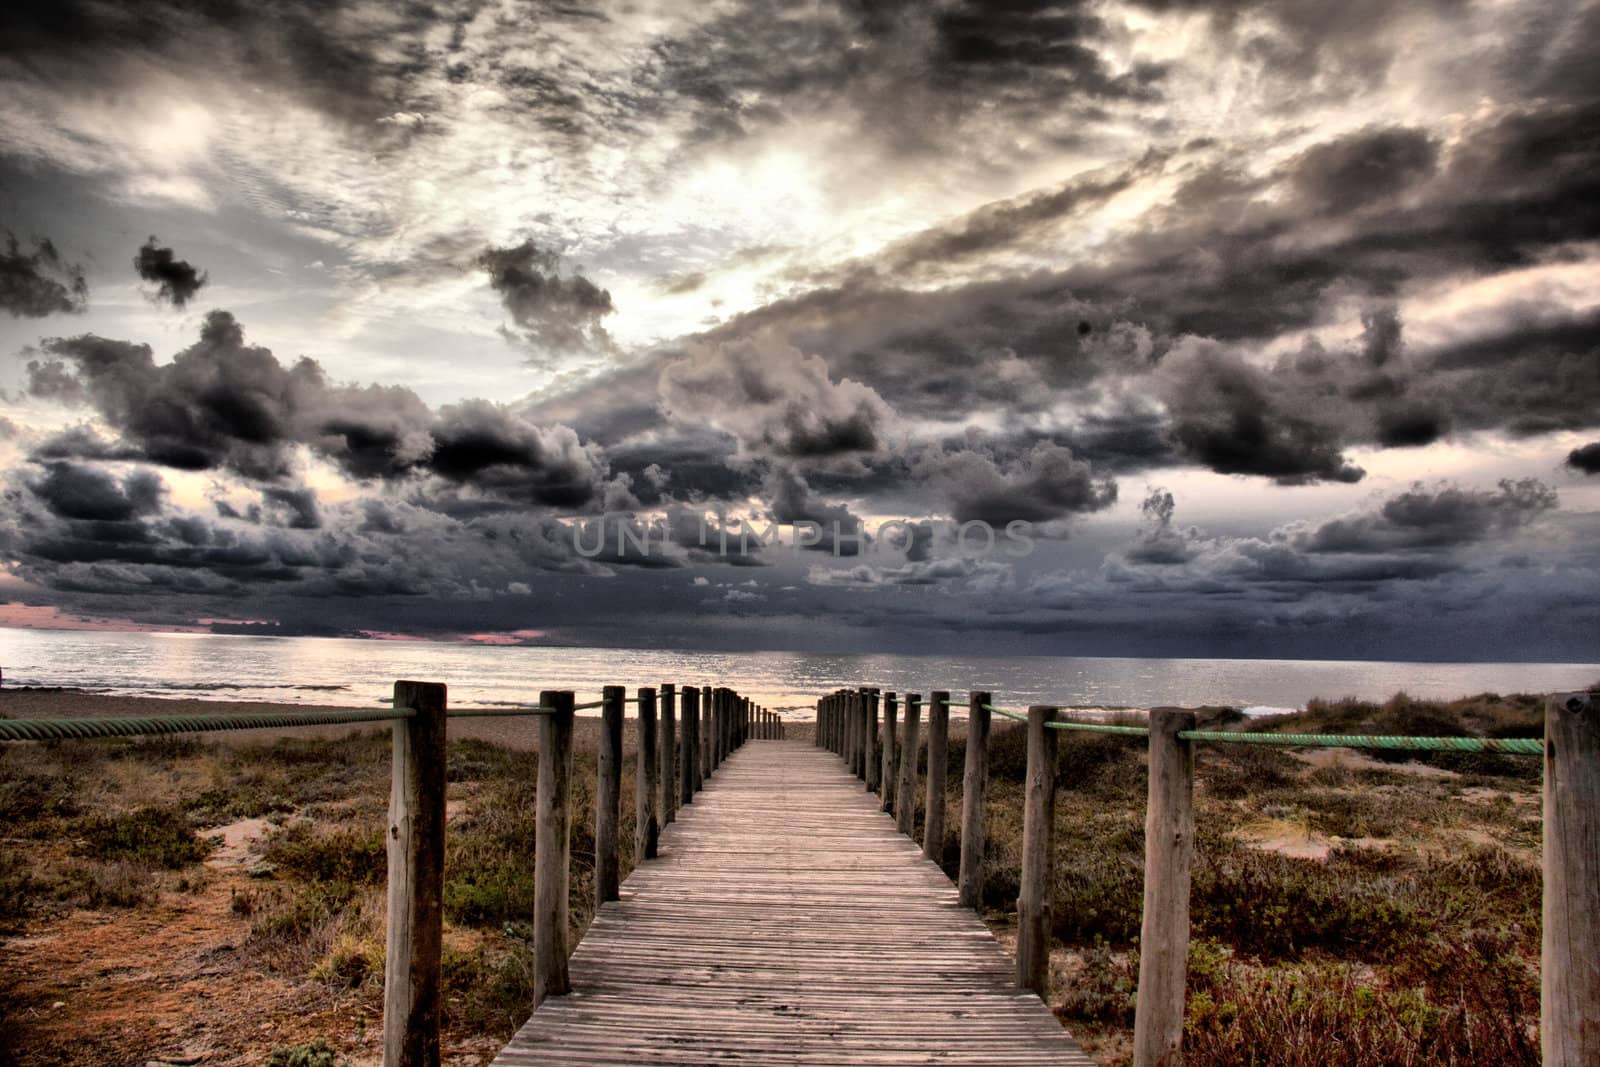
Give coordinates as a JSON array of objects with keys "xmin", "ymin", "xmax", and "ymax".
[{"xmin": 491, "ymin": 740, "xmax": 1092, "ymax": 1066}]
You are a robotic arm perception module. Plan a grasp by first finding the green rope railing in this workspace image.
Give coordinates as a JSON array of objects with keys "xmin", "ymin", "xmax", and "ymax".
[
  {"xmin": 0, "ymin": 707, "xmax": 414, "ymax": 742},
  {"xmin": 977, "ymin": 703, "xmax": 1541, "ymax": 755},
  {"xmin": 1180, "ymin": 729, "xmax": 1542, "ymax": 754},
  {"xmin": 1052, "ymin": 721, "xmax": 1151, "ymax": 737},
  {"xmin": 445, "ymin": 706, "xmax": 556, "ymax": 719},
  {"xmin": 573, "ymin": 699, "xmax": 604, "ymax": 710}
]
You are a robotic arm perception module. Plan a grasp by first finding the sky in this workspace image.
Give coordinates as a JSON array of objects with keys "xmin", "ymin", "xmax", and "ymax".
[{"xmin": 0, "ymin": 0, "xmax": 1597, "ymax": 660}]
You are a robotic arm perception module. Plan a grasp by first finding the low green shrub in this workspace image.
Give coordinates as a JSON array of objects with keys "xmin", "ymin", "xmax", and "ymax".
[
  {"xmin": 76, "ymin": 807, "xmax": 211, "ymax": 869},
  {"xmin": 266, "ymin": 1039, "xmax": 347, "ymax": 1067},
  {"xmin": 262, "ymin": 823, "xmax": 385, "ymax": 886}
]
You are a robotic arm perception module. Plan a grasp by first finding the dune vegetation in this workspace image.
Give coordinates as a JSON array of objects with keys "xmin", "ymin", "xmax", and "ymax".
[{"xmin": 0, "ymin": 689, "xmax": 1555, "ymax": 1066}]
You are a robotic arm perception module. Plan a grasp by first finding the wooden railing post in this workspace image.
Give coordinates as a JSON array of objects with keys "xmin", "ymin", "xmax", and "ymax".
[
  {"xmin": 680, "ymin": 686, "xmax": 699, "ymax": 804},
  {"xmin": 881, "ymin": 693, "xmax": 898, "ymax": 814},
  {"xmin": 1133, "ymin": 708, "xmax": 1196, "ymax": 1067},
  {"xmin": 1544, "ymin": 690, "xmax": 1600, "ymax": 1066},
  {"xmin": 710, "ymin": 688, "xmax": 723, "ymax": 771},
  {"xmin": 842, "ymin": 692, "xmax": 854, "ymax": 769},
  {"xmin": 866, "ymin": 689, "xmax": 882, "ymax": 793},
  {"xmin": 636, "ymin": 687, "xmax": 659, "ymax": 861},
  {"xmin": 660, "ymin": 684, "xmax": 676, "ymax": 826},
  {"xmin": 1018, "ymin": 705, "xmax": 1058, "ymax": 997},
  {"xmin": 815, "ymin": 699, "xmax": 823, "ymax": 747},
  {"xmin": 896, "ymin": 694, "xmax": 922, "ymax": 837},
  {"xmin": 700, "ymin": 688, "xmax": 712, "ymax": 783},
  {"xmin": 533, "ymin": 689, "xmax": 574, "ymax": 1006},
  {"xmin": 384, "ymin": 680, "xmax": 447, "ymax": 1067},
  {"xmin": 957, "ymin": 690, "xmax": 992, "ymax": 910},
  {"xmin": 864, "ymin": 694, "xmax": 876, "ymax": 783},
  {"xmin": 596, "ymin": 685, "xmax": 624, "ymax": 905},
  {"xmin": 924, "ymin": 692, "xmax": 951, "ymax": 862}
]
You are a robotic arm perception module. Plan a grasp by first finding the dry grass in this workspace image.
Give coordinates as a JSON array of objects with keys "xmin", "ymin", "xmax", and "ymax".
[{"xmin": 948, "ymin": 690, "xmax": 1547, "ymax": 1066}]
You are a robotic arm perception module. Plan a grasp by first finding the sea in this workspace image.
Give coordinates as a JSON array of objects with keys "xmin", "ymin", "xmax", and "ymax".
[{"xmin": 1, "ymin": 627, "xmax": 1595, "ymax": 718}]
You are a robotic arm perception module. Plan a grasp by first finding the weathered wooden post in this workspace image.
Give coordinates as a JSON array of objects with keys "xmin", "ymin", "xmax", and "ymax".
[
  {"xmin": 636, "ymin": 687, "xmax": 659, "ymax": 861},
  {"xmin": 957, "ymin": 690, "xmax": 992, "ymax": 910},
  {"xmin": 596, "ymin": 685, "xmax": 624, "ymax": 906},
  {"xmin": 842, "ymin": 692, "xmax": 854, "ymax": 768},
  {"xmin": 680, "ymin": 686, "xmax": 699, "ymax": 804},
  {"xmin": 866, "ymin": 689, "xmax": 882, "ymax": 792},
  {"xmin": 533, "ymin": 690, "xmax": 574, "ymax": 1007},
  {"xmin": 711, "ymin": 688, "xmax": 723, "ymax": 771},
  {"xmin": 924, "ymin": 691, "xmax": 951, "ymax": 862},
  {"xmin": 383, "ymin": 681, "xmax": 447, "ymax": 1067},
  {"xmin": 856, "ymin": 690, "xmax": 870, "ymax": 781},
  {"xmin": 815, "ymin": 699, "xmax": 824, "ymax": 747},
  {"xmin": 700, "ymin": 688, "xmax": 712, "ymax": 783},
  {"xmin": 660, "ymin": 684, "xmax": 677, "ymax": 826},
  {"xmin": 1132, "ymin": 708, "xmax": 1196, "ymax": 1067},
  {"xmin": 1018, "ymin": 705, "xmax": 1058, "ymax": 997},
  {"xmin": 881, "ymin": 693, "xmax": 898, "ymax": 814},
  {"xmin": 1544, "ymin": 690, "xmax": 1600, "ymax": 1066},
  {"xmin": 896, "ymin": 693, "xmax": 922, "ymax": 837}
]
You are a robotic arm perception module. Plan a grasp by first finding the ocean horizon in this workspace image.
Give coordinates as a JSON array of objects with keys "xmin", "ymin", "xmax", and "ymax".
[{"xmin": 2, "ymin": 626, "xmax": 1595, "ymax": 717}]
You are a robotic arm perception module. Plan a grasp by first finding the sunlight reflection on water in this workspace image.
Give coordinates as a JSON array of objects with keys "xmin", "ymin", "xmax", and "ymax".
[{"xmin": 1, "ymin": 627, "xmax": 1595, "ymax": 717}]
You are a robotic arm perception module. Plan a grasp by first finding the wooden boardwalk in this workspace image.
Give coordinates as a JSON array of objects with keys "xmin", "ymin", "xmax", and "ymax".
[{"xmin": 492, "ymin": 740, "xmax": 1093, "ymax": 1066}]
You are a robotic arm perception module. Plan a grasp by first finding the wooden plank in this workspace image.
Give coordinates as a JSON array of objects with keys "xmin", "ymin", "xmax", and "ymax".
[{"xmin": 491, "ymin": 741, "xmax": 1092, "ymax": 1067}]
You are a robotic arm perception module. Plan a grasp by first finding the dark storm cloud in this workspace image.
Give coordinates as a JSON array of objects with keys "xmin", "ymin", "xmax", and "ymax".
[
  {"xmin": 1098, "ymin": 479, "xmax": 1563, "ymax": 616},
  {"xmin": 1126, "ymin": 487, "xmax": 1199, "ymax": 565},
  {"xmin": 134, "ymin": 237, "xmax": 208, "ymax": 308},
  {"xmin": 1, "ymin": 232, "xmax": 87, "ymax": 318},
  {"xmin": 260, "ymin": 486, "xmax": 321, "ymax": 530},
  {"xmin": 1293, "ymin": 479, "xmax": 1557, "ymax": 554},
  {"xmin": 1157, "ymin": 342, "xmax": 1365, "ymax": 485},
  {"xmin": 29, "ymin": 312, "xmax": 321, "ymax": 480},
  {"xmin": 1284, "ymin": 126, "xmax": 1440, "ymax": 216},
  {"xmin": 24, "ymin": 311, "xmax": 610, "ymax": 508},
  {"xmin": 1568, "ymin": 443, "xmax": 1600, "ymax": 475},
  {"xmin": 646, "ymin": 0, "xmax": 1161, "ymax": 151},
  {"xmin": 29, "ymin": 462, "xmax": 165, "ymax": 522},
  {"xmin": 662, "ymin": 506, "xmax": 767, "ymax": 567},
  {"xmin": 602, "ymin": 430, "xmax": 761, "ymax": 506},
  {"xmin": 427, "ymin": 400, "xmax": 607, "ymax": 509},
  {"xmin": 0, "ymin": 474, "xmax": 632, "ymax": 617},
  {"xmin": 23, "ymin": 358, "xmax": 87, "ymax": 404},
  {"xmin": 477, "ymin": 241, "xmax": 615, "ymax": 359},
  {"xmin": 659, "ymin": 337, "xmax": 893, "ymax": 461},
  {"xmin": 869, "ymin": 151, "xmax": 1169, "ymax": 280},
  {"xmin": 935, "ymin": 442, "xmax": 1117, "ymax": 526},
  {"xmin": 0, "ymin": 0, "xmax": 453, "ymax": 132},
  {"xmin": 765, "ymin": 468, "xmax": 865, "ymax": 555}
]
